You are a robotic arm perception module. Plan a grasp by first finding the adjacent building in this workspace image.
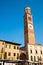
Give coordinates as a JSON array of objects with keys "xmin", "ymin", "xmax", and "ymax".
[{"xmin": 0, "ymin": 40, "xmax": 20, "ymax": 60}]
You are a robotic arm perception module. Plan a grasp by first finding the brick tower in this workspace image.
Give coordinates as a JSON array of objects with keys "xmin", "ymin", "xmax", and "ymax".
[{"xmin": 24, "ymin": 7, "xmax": 35, "ymax": 46}]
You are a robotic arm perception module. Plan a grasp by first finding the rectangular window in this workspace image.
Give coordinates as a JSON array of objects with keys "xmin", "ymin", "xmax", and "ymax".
[
  {"xmin": 9, "ymin": 44, "xmax": 11, "ymax": 49},
  {"xmin": 17, "ymin": 46, "xmax": 19, "ymax": 49},
  {"xmin": 4, "ymin": 52, "xmax": 7, "ymax": 59},
  {"xmin": 8, "ymin": 52, "xmax": 11, "ymax": 56},
  {"xmin": 2, "ymin": 42, "xmax": 4, "ymax": 45},
  {"xmin": 14, "ymin": 46, "xmax": 16, "ymax": 49},
  {"xmin": 17, "ymin": 53, "xmax": 19, "ymax": 59},
  {"xmin": 5, "ymin": 44, "xmax": 7, "ymax": 48},
  {"xmin": 14, "ymin": 53, "xmax": 16, "ymax": 56},
  {"xmin": 1, "ymin": 48, "xmax": 3, "ymax": 53}
]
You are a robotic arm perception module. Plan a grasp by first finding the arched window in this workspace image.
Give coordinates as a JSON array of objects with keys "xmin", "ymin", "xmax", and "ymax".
[
  {"xmin": 34, "ymin": 56, "xmax": 36, "ymax": 61},
  {"xmin": 30, "ymin": 50, "xmax": 32, "ymax": 53},
  {"xmin": 35, "ymin": 50, "xmax": 37, "ymax": 54},
  {"xmin": 41, "ymin": 50, "xmax": 42, "ymax": 54},
  {"xmin": 31, "ymin": 56, "xmax": 33, "ymax": 61}
]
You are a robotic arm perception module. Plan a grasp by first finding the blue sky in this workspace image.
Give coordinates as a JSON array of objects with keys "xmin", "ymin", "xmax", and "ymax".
[{"xmin": 0, "ymin": 0, "xmax": 43, "ymax": 46}]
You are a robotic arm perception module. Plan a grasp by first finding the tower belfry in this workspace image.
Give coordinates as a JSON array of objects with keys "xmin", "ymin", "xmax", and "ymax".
[{"xmin": 24, "ymin": 7, "xmax": 35, "ymax": 46}]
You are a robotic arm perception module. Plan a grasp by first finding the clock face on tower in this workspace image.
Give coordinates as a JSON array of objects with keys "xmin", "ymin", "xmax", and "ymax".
[{"xmin": 28, "ymin": 24, "xmax": 33, "ymax": 29}]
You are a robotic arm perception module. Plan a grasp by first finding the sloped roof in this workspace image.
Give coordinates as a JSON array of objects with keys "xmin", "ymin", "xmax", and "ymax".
[{"xmin": 0, "ymin": 40, "xmax": 21, "ymax": 45}]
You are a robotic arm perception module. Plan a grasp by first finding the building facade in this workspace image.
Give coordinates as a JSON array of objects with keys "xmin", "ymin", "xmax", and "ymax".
[
  {"xmin": 28, "ymin": 44, "xmax": 43, "ymax": 62},
  {"xmin": 0, "ymin": 6, "xmax": 43, "ymax": 64},
  {"xmin": 24, "ymin": 7, "xmax": 43, "ymax": 62},
  {"xmin": 0, "ymin": 40, "xmax": 20, "ymax": 60}
]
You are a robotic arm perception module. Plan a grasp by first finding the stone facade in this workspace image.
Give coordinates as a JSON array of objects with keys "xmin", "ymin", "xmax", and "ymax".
[
  {"xmin": 27, "ymin": 44, "xmax": 43, "ymax": 61},
  {"xmin": 24, "ymin": 7, "xmax": 43, "ymax": 62}
]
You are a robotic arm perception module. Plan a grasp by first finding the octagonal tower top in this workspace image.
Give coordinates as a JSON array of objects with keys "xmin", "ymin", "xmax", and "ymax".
[{"xmin": 25, "ymin": 7, "xmax": 31, "ymax": 14}]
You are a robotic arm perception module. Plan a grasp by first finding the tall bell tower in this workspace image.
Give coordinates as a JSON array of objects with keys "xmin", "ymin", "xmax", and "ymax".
[{"xmin": 24, "ymin": 7, "xmax": 35, "ymax": 46}]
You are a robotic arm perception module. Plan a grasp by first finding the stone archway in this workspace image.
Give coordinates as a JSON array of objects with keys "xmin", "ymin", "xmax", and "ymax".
[
  {"xmin": 20, "ymin": 53, "xmax": 27, "ymax": 60},
  {"xmin": 19, "ymin": 53, "xmax": 27, "ymax": 65}
]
